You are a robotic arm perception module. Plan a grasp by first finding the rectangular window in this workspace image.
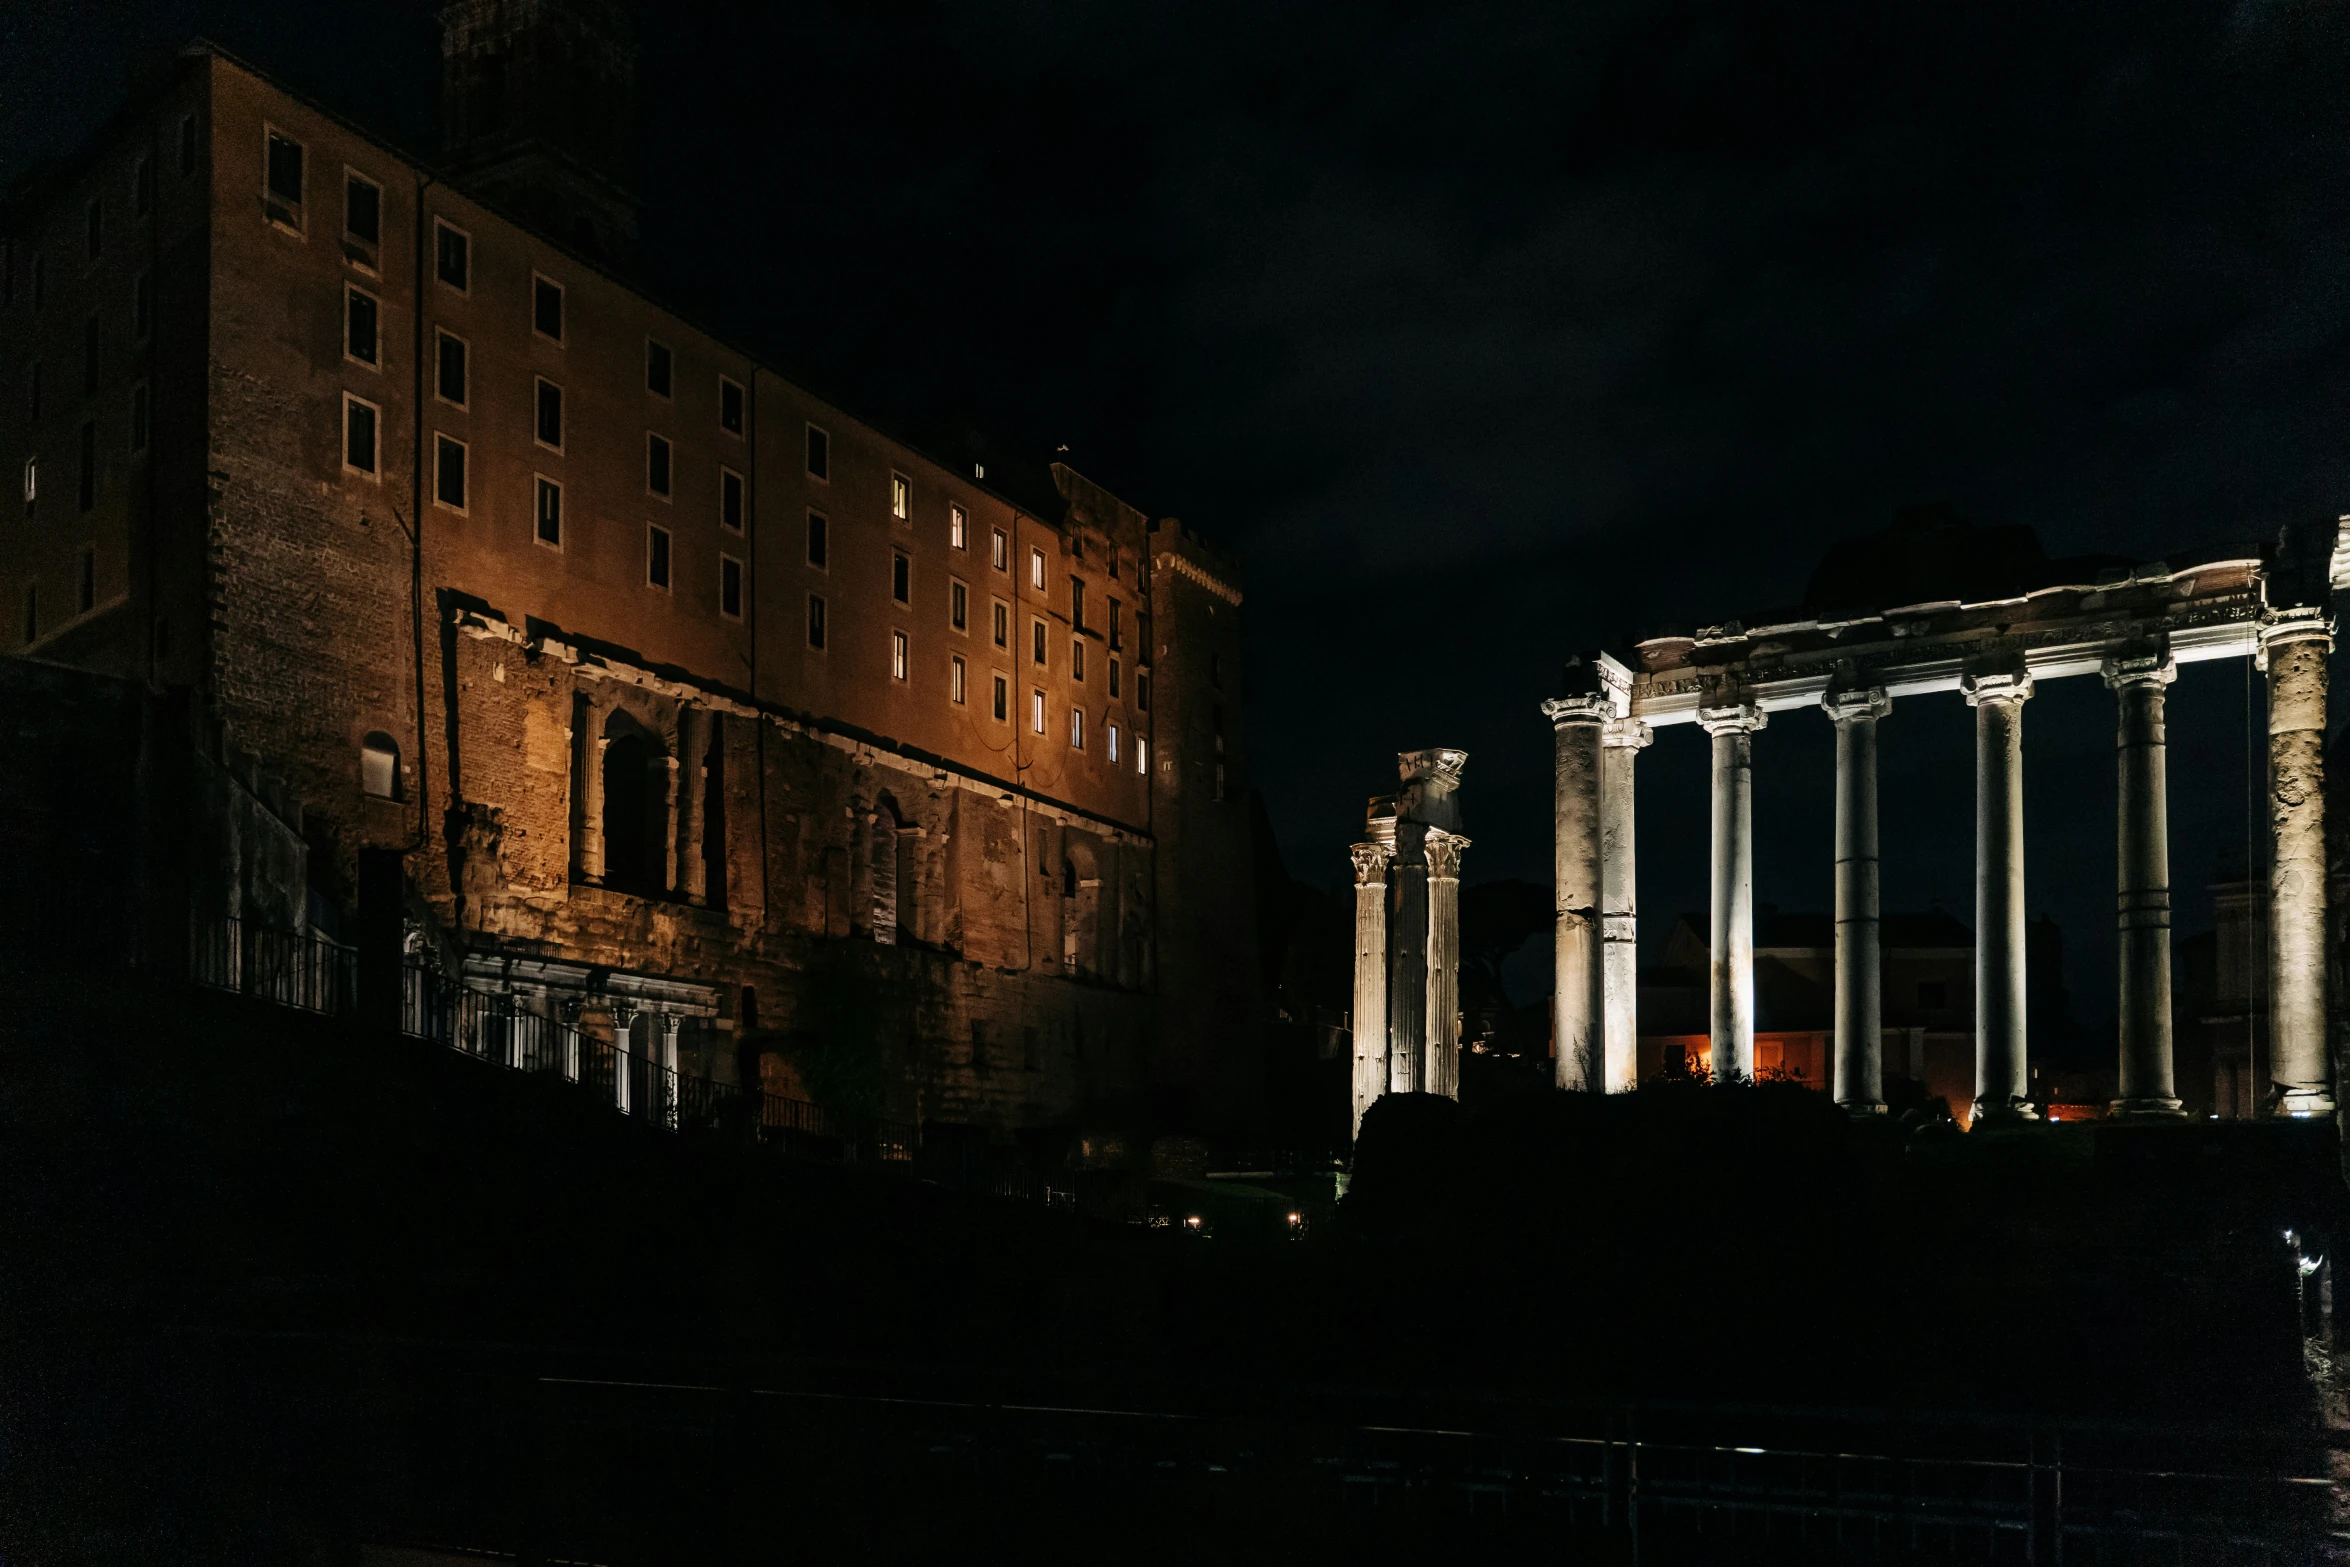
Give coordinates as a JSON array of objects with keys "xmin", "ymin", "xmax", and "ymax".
[
  {"xmin": 535, "ymin": 379, "xmax": 563, "ymax": 451},
  {"xmin": 1031, "ymin": 618, "xmax": 1046, "ymax": 666},
  {"xmin": 891, "ymin": 551, "xmax": 911, "ymax": 605},
  {"xmin": 1107, "ymin": 723, "xmax": 1120, "ymax": 764},
  {"xmin": 129, "ymin": 381, "xmax": 149, "ymax": 455},
  {"xmin": 345, "ymin": 285, "xmax": 378, "ymax": 366},
  {"xmin": 1031, "ymin": 688, "xmax": 1046, "ymax": 734},
  {"xmin": 77, "ymin": 419, "xmax": 96, "ymax": 509},
  {"xmin": 532, "ymin": 274, "xmax": 563, "ymax": 341},
  {"xmin": 808, "ymin": 593, "xmax": 827, "ymax": 649},
  {"xmin": 1071, "ymin": 638, "xmax": 1085, "ymax": 683},
  {"xmin": 891, "ymin": 471, "xmax": 911, "ymax": 521},
  {"xmin": 719, "ymin": 375, "xmax": 744, "ymax": 435},
  {"xmin": 992, "ymin": 674, "xmax": 1008, "ymax": 722},
  {"xmin": 646, "ymin": 432, "xmax": 672, "ymax": 496},
  {"xmin": 435, "ymin": 330, "xmax": 467, "ymax": 406},
  {"xmin": 1030, "ymin": 546, "xmax": 1045, "ymax": 589},
  {"xmin": 1136, "ymin": 670, "xmax": 1150, "ymax": 712},
  {"xmin": 950, "ymin": 579, "xmax": 967, "ymax": 632},
  {"xmin": 951, "ymin": 654, "xmax": 967, "ymax": 704},
  {"xmin": 807, "ymin": 510, "xmax": 828, "ymax": 568},
  {"xmin": 720, "ymin": 467, "xmax": 744, "ymax": 531},
  {"xmin": 1070, "ymin": 576, "xmax": 1085, "ymax": 631},
  {"xmin": 535, "ymin": 475, "xmax": 562, "ymax": 546},
  {"xmin": 1070, "ymin": 707, "xmax": 1084, "ymax": 750},
  {"xmin": 991, "ymin": 599, "xmax": 1008, "ymax": 649},
  {"xmin": 133, "ymin": 271, "xmax": 154, "ymax": 341},
  {"xmin": 342, "ymin": 395, "xmax": 377, "ymax": 477},
  {"xmin": 950, "ymin": 504, "xmax": 967, "ymax": 549},
  {"xmin": 264, "ymin": 130, "xmax": 303, "ymax": 208},
  {"xmin": 892, "ymin": 629, "xmax": 908, "ymax": 681},
  {"xmin": 646, "ymin": 339, "xmax": 672, "ymax": 397},
  {"xmin": 1108, "ymin": 656, "xmax": 1120, "ymax": 699},
  {"xmin": 647, "ymin": 523, "xmax": 672, "ymax": 589},
  {"xmin": 435, "ymin": 433, "xmax": 466, "ymax": 511},
  {"xmin": 77, "ymin": 546, "xmax": 94, "ymax": 614},
  {"xmin": 435, "ymin": 220, "xmax": 469, "ymax": 291},
  {"xmin": 85, "ymin": 197, "xmax": 103, "ymax": 260},
  {"xmin": 720, "ymin": 554, "xmax": 743, "ymax": 619},
  {"xmin": 83, "ymin": 314, "xmax": 99, "ymax": 395},
  {"xmin": 344, "ymin": 170, "xmax": 380, "ymax": 245},
  {"xmin": 1136, "ymin": 735, "xmax": 1149, "ymax": 776},
  {"xmin": 1109, "ymin": 599, "xmax": 1122, "ymax": 650},
  {"xmin": 806, "ymin": 423, "xmax": 829, "ymax": 480},
  {"xmin": 991, "ymin": 527, "xmax": 1007, "ymax": 571},
  {"xmin": 177, "ymin": 115, "xmax": 197, "ymax": 176},
  {"xmin": 134, "ymin": 155, "xmax": 155, "ymax": 217}
]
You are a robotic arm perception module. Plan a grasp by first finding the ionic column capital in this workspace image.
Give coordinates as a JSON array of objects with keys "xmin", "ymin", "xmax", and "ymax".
[
  {"xmin": 2101, "ymin": 651, "xmax": 2176, "ymax": 691},
  {"xmin": 1348, "ymin": 841, "xmax": 1393, "ymax": 885},
  {"xmin": 1424, "ymin": 828, "xmax": 1471, "ymax": 879},
  {"xmin": 1821, "ymin": 685, "xmax": 1891, "ymax": 724},
  {"xmin": 1697, "ymin": 702, "xmax": 1767, "ymax": 736},
  {"xmin": 1961, "ymin": 669, "xmax": 2034, "ymax": 707},
  {"xmin": 1602, "ymin": 716, "xmax": 1653, "ymax": 751},
  {"xmin": 1542, "ymin": 695, "xmax": 1612, "ymax": 727}
]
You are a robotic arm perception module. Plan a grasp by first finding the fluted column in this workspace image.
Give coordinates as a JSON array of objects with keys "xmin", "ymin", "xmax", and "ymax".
[
  {"xmin": 1963, "ymin": 667, "xmax": 2036, "ymax": 1124},
  {"xmin": 1824, "ymin": 684, "xmax": 1890, "ymax": 1114},
  {"xmin": 1601, "ymin": 717, "xmax": 1650, "ymax": 1093},
  {"xmin": 1698, "ymin": 702, "xmax": 1766, "ymax": 1082},
  {"xmin": 679, "ymin": 708, "xmax": 708, "ymax": 904},
  {"xmin": 2264, "ymin": 611, "xmax": 2334, "ymax": 1116},
  {"xmin": 1424, "ymin": 828, "xmax": 1471, "ymax": 1100},
  {"xmin": 1544, "ymin": 694, "xmax": 1610, "ymax": 1091},
  {"xmin": 2107, "ymin": 651, "xmax": 2183, "ymax": 1119},
  {"xmin": 1349, "ymin": 841, "xmax": 1393, "ymax": 1138},
  {"xmin": 580, "ymin": 734, "xmax": 609, "ymax": 882}
]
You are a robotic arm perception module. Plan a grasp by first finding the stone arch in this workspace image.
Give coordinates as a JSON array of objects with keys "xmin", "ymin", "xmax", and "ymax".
[
  {"xmin": 359, "ymin": 730, "xmax": 400, "ymax": 800},
  {"xmin": 601, "ymin": 708, "xmax": 669, "ymax": 895},
  {"xmin": 1063, "ymin": 835, "xmax": 1102, "ymax": 977}
]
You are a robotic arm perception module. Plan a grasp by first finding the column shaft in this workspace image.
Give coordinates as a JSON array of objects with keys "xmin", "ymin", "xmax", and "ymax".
[
  {"xmin": 2109, "ymin": 656, "xmax": 2181, "ymax": 1117},
  {"xmin": 1967, "ymin": 671, "xmax": 2035, "ymax": 1123},
  {"xmin": 580, "ymin": 733, "xmax": 608, "ymax": 882},
  {"xmin": 1545, "ymin": 698, "xmax": 1608, "ymax": 1090},
  {"xmin": 1349, "ymin": 843, "xmax": 1392, "ymax": 1138},
  {"xmin": 1601, "ymin": 719, "xmax": 1650, "ymax": 1093},
  {"xmin": 2266, "ymin": 620, "xmax": 2333, "ymax": 1114},
  {"xmin": 1388, "ymin": 827, "xmax": 1427, "ymax": 1095},
  {"xmin": 661, "ymin": 756, "xmax": 683, "ymax": 894},
  {"xmin": 679, "ymin": 708, "xmax": 708, "ymax": 903},
  {"xmin": 1424, "ymin": 829, "xmax": 1470, "ymax": 1100},
  {"xmin": 1701, "ymin": 705, "xmax": 1764, "ymax": 1081},
  {"xmin": 1827, "ymin": 689, "xmax": 1889, "ymax": 1113}
]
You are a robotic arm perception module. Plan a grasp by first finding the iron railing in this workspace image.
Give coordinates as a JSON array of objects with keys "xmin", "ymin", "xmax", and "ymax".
[{"xmin": 188, "ymin": 913, "xmax": 357, "ymax": 1017}]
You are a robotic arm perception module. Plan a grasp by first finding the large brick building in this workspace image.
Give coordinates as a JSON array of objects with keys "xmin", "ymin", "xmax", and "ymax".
[{"xmin": 0, "ymin": 13, "xmax": 1261, "ymax": 1144}]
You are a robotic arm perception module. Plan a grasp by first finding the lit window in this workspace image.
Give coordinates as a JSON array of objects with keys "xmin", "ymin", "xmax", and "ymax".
[
  {"xmin": 436, "ymin": 330, "xmax": 467, "ymax": 406},
  {"xmin": 647, "ymin": 523, "xmax": 671, "ymax": 589},
  {"xmin": 1069, "ymin": 707, "xmax": 1084, "ymax": 750},
  {"xmin": 1031, "ymin": 546, "xmax": 1045, "ymax": 589},
  {"xmin": 807, "ymin": 511, "xmax": 828, "ymax": 568},
  {"xmin": 1107, "ymin": 724, "xmax": 1120, "ymax": 764},
  {"xmin": 1136, "ymin": 736, "xmax": 1149, "ymax": 776},
  {"xmin": 646, "ymin": 432, "xmax": 671, "ymax": 497},
  {"xmin": 720, "ymin": 554, "xmax": 743, "ymax": 619},
  {"xmin": 360, "ymin": 733, "xmax": 400, "ymax": 800},
  {"xmin": 129, "ymin": 382, "xmax": 149, "ymax": 455},
  {"xmin": 950, "ymin": 580, "xmax": 967, "ymax": 632},
  {"xmin": 1031, "ymin": 618, "xmax": 1046, "ymax": 665},
  {"xmin": 435, "ymin": 220, "xmax": 469, "ymax": 290},
  {"xmin": 951, "ymin": 655, "xmax": 967, "ymax": 704},
  {"xmin": 646, "ymin": 339, "xmax": 672, "ymax": 397},
  {"xmin": 343, "ymin": 395, "xmax": 377, "ymax": 477},
  {"xmin": 807, "ymin": 423, "xmax": 829, "ymax": 480},
  {"xmin": 22, "ymin": 455, "xmax": 35, "ymax": 509},
  {"xmin": 992, "ymin": 600, "xmax": 1008, "ymax": 649},
  {"xmin": 533, "ymin": 274, "xmax": 563, "ymax": 342},
  {"xmin": 346, "ymin": 285, "xmax": 378, "ymax": 366},
  {"xmin": 721, "ymin": 467, "xmax": 744, "ymax": 531},
  {"xmin": 891, "ymin": 472, "xmax": 911, "ymax": 521},
  {"xmin": 344, "ymin": 171, "xmax": 379, "ymax": 244},
  {"xmin": 434, "ymin": 433, "xmax": 466, "ymax": 511},
  {"xmin": 535, "ymin": 379, "xmax": 563, "ymax": 450},
  {"xmin": 720, "ymin": 376, "xmax": 744, "ymax": 435},
  {"xmin": 1031, "ymin": 688, "xmax": 1045, "ymax": 734},
  {"xmin": 992, "ymin": 674, "xmax": 1008, "ymax": 722},
  {"xmin": 991, "ymin": 527, "xmax": 1007, "ymax": 571},
  {"xmin": 892, "ymin": 629, "xmax": 909, "ymax": 681},
  {"xmin": 950, "ymin": 504, "xmax": 967, "ymax": 549},
  {"xmin": 535, "ymin": 476, "xmax": 562, "ymax": 546},
  {"xmin": 808, "ymin": 593, "xmax": 827, "ymax": 649},
  {"xmin": 892, "ymin": 551, "xmax": 910, "ymax": 605}
]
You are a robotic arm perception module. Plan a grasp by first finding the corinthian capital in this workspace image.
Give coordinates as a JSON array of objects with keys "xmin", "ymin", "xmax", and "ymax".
[
  {"xmin": 1423, "ymin": 828, "xmax": 1471, "ymax": 879},
  {"xmin": 1602, "ymin": 716, "xmax": 1653, "ymax": 751},
  {"xmin": 1697, "ymin": 702, "xmax": 1767, "ymax": 736},
  {"xmin": 1349, "ymin": 841, "xmax": 1393, "ymax": 885},
  {"xmin": 1821, "ymin": 685, "xmax": 1891, "ymax": 724},
  {"xmin": 1542, "ymin": 695, "xmax": 1611, "ymax": 727}
]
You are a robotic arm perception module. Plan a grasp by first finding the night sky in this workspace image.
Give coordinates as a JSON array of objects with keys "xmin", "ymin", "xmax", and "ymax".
[{"xmin": 12, "ymin": 0, "xmax": 2350, "ymax": 1030}]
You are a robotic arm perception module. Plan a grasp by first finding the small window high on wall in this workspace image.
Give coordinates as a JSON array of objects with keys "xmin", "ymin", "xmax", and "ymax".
[{"xmin": 360, "ymin": 732, "xmax": 400, "ymax": 799}]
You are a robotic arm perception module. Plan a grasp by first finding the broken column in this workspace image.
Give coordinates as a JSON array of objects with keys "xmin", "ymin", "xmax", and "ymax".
[
  {"xmin": 1349, "ymin": 836, "xmax": 1393, "ymax": 1138},
  {"xmin": 1823, "ymin": 680, "xmax": 1889, "ymax": 1114},
  {"xmin": 1544, "ymin": 683, "xmax": 1609, "ymax": 1092},
  {"xmin": 1601, "ymin": 716, "xmax": 1650, "ymax": 1093},
  {"xmin": 2106, "ymin": 649, "xmax": 2183, "ymax": 1119},
  {"xmin": 1698, "ymin": 700, "xmax": 1766, "ymax": 1082},
  {"xmin": 2263, "ymin": 609, "xmax": 2333, "ymax": 1116},
  {"xmin": 1963, "ymin": 664, "xmax": 2036, "ymax": 1124}
]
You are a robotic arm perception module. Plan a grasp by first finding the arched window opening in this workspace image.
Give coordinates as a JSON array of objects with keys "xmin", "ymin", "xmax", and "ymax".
[
  {"xmin": 1062, "ymin": 841, "xmax": 1101, "ymax": 977},
  {"xmin": 360, "ymin": 731, "xmax": 400, "ymax": 800},
  {"xmin": 871, "ymin": 795, "xmax": 901, "ymax": 945},
  {"xmin": 601, "ymin": 711, "xmax": 668, "ymax": 896}
]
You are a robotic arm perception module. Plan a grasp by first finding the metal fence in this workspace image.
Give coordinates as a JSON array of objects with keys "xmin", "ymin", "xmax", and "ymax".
[{"xmin": 188, "ymin": 914, "xmax": 357, "ymax": 1016}]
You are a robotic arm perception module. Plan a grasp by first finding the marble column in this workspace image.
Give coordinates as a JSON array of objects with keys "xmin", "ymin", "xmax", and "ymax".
[
  {"xmin": 2107, "ymin": 651, "xmax": 2184, "ymax": 1119},
  {"xmin": 1824, "ymin": 685, "xmax": 1890, "ymax": 1114},
  {"xmin": 2264, "ymin": 611, "xmax": 2334, "ymax": 1116},
  {"xmin": 611, "ymin": 1003, "xmax": 636, "ymax": 1115},
  {"xmin": 1601, "ymin": 717, "xmax": 1651, "ymax": 1093},
  {"xmin": 1388, "ymin": 822, "xmax": 1427, "ymax": 1097},
  {"xmin": 1698, "ymin": 702, "xmax": 1766, "ymax": 1082},
  {"xmin": 580, "ymin": 734, "xmax": 609, "ymax": 882},
  {"xmin": 1963, "ymin": 667, "xmax": 2036, "ymax": 1124},
  {"xmin": 1424, "ymin": 828, "xmax": 1471, "ymax": 1100},
  {"xmin": 1349, "ymin": 840, "xmax": 1393, "ymax": 1139},
  {"xmin": 1544, "ymin": 694, "xmax": 1610, "ymax": 1091},
  {"xmin": 678, "ymin": 707, "xmax": 708, "ymax": 904}
]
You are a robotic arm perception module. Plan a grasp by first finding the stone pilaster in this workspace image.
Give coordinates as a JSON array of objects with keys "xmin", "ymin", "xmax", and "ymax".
[
  {"xmin": 1698, "ymin": 701, "xmax": 1767, "ymax": 1082},
  {"xmin": 1601, "ymin": 717, "xmax": 1650, "ymax": 1093},
  {"xmin": 2106, "ymin": 651, "xmax": 2184, "ymax": 1119},
  {"xmin": 1823, "ymin": 683, "xmax": 1890, "ymax": 1114},
  {"xmin": 1544, "ymin": 693, "xmax": 1610, "ymax": 1091},
  {"xmin": 1963, "ymin": 666, "xmax": 2036, "ymax": 1124},
  {"xmin": 580, "ymin": 734, "xmax": 609, "ymax": 882},
  {"xmin": 661, "ymin": 754, "xmax": 682, "ymax": 894},
  {"xmin": 1423, "ymin": 828, "xmax": 1470, "ymax": 1100},
  {"xmin": 1349, "ymin": 840, "xmax": 1393, "ymax": 1139},
  {"xmin": 2263, "ymin": 611, "xmax": 2334, "ymax": 1116},
  {"xmin": 679, "ymin": 707, "xmax": 708, "ymax": 904}
]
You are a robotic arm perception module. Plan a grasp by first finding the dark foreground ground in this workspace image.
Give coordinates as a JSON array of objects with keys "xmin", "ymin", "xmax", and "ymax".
[{"xmin": 0, "ymin": 947, "xmax": 2340, "ymax": 1563}]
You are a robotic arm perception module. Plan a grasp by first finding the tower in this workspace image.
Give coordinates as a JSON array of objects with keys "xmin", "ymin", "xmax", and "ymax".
[{"xmin": 438, "ymin": 0, "xmax": 639, "ymax": 263}]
